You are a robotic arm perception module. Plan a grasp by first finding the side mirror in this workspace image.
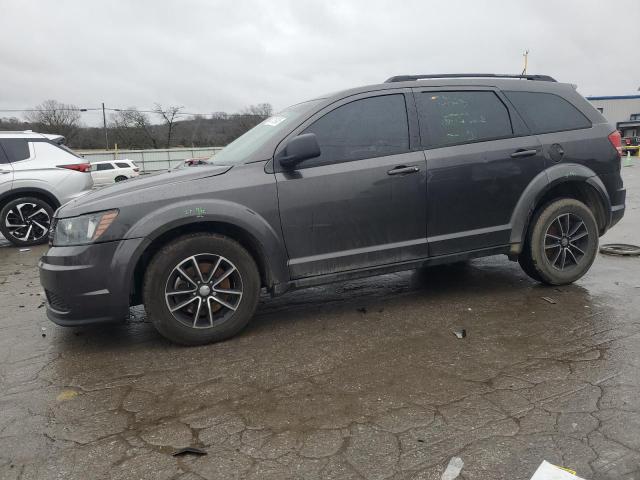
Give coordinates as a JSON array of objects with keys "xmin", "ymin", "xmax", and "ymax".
[{"xmin": 278, "ymin": 133, "xmax": 321, "ymax": 169}]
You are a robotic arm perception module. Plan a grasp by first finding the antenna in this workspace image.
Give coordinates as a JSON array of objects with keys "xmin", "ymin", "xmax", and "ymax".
[{"xmin": 522, "ymin": 50, "xmax": 529, "ymax": 75}]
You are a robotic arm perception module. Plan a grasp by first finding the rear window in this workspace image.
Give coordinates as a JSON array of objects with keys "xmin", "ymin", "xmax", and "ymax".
[
  {"xmin": 115, "ymin": 162, "xmax": 130, "ymax": 168},
  {"xmin": 0, "ymin": 139, "xmax": 30, "ymax": 162},
  {"xmin": 416, "ymin": 91, "xmax": 513, "ymax": 148},
  {"xmin": 504, "ymin": 91, "xmax": 591, "ymax": 134}
]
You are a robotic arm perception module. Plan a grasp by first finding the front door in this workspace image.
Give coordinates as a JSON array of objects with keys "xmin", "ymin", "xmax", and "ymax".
[
  {"xmin": 275, "ymin": 92, "xmax": 427, "ymax": 279},
  {"xmin": 414, "ymin": 88, "xmax": 546, "ymax": 256}
]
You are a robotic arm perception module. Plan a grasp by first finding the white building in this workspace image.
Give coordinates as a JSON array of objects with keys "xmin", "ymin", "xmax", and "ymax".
[{"xmin": 587, "ymin": 95, "xmax": 640, "ymax": 139}]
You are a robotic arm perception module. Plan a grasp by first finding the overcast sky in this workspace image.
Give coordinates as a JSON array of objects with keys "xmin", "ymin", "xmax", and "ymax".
[{"xmin": 1, "ymin": 0, "xmax": 639, "ymax": 125}]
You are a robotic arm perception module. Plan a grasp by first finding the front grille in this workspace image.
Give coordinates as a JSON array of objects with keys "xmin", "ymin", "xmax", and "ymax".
[{"xmin": 45, "ymin": 290, "xmax": 70, "ymax": 312}]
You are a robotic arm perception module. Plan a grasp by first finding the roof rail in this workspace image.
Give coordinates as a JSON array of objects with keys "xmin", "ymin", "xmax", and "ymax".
[{"xmin": 384, "ymin": 73, "xmax": 557, "ymax": 83}]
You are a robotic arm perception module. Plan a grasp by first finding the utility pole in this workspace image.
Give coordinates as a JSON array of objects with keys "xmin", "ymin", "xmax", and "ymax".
[
  {"xmin": 102, "ymin": 102, "xmax": 109, "ymax": 150},
  {"xmin": 522, "ymin": 50, "xmax": 529, "ymax": 75}
]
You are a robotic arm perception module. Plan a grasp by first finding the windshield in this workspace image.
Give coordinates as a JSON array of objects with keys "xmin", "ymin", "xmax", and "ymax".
[{"xmin": 211, "ymin": 99, "xmax": 323, "ymax": 165}]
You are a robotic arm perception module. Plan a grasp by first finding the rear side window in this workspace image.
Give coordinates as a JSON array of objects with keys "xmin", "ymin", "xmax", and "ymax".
[
  {"xmin": 0, "ymin": 139, "xmax": 30, "ymax": 162},
  {"xmin": 96, "ymin": 163, "xmax": 115, "ymax": 171},
  {"xmin": 504, "ymin": 91, "xmax": 591, "ymax": 134},
  {"xmin": 115, "ymin": 162, "xmax": 130, "ymax": 168},
  {"xmin": 417, "ymin": 91, "xmax": 513, "ymax": 148},
  {"xmin": 300, "ymin": 94, "xmax": 409, "ymax": 167}
]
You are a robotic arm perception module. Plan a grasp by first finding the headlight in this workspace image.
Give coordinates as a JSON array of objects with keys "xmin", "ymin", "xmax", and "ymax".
[{"xmin": 53, "ymin": 210, "xmax": 119, "ymax": 246}]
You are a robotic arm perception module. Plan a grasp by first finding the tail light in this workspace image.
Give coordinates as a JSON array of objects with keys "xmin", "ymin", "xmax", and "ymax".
[
  {"xmin": 57, "ymin": 163, "xmax": 91, "ymax": 173},
  {"xmin": 608, "ymin": 130, "xmax": 623, "ymax": 158},
  {"xmin": 133, "ymin": 167, "xmax": 139, "ymax": 172}
]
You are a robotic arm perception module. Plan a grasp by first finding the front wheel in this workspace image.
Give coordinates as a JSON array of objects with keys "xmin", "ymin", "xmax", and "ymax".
[
  {"xmin": 519, "ymin": 198, "xmax": 598, "ymax": 285},
  {"xmin": 143, "ymin": 233, "xmax": 260, "ymax": 345},
  {"xmin": 0, "ymin": 197, "xmax": 54, "ymax": 246}
]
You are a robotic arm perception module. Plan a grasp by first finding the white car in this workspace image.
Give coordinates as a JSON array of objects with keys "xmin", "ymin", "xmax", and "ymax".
[
  {"xmin": 91, "ymin": 160, "xmax": 140, "ymax": 186},
  {"xmin": 0, "ymin": 131, "xmax": 93, "ymax": 246}
]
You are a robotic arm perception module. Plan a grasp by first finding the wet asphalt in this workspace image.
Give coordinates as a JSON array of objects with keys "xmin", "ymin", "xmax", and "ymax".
[{"xmin": 0, "ymin": 166, "xmax": 639, "ymax": 480}]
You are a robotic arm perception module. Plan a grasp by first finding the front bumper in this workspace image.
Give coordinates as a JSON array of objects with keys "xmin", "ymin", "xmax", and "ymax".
[{"xmin": 39, "ymin": 238, "xmax": 145, "ymax": 326}]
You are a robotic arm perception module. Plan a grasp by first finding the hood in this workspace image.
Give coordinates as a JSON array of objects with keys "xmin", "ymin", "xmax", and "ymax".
[{"xmin": 58, "ymin": 164, "xmax": 232, "ymax": 217}]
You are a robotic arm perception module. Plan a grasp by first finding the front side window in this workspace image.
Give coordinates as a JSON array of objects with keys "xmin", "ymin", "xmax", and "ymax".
[
  {"xmin": 300, "ymin": 94, "xmax": 410, "ymax": 167},
  {"xmin": 417, "ymin": 91, "xmax": 513, "ymax": 148},
  {"xmin": 0, "ymin": 139, "xmax": 31, "ymax": 162},
  {"xmin": 96, "ymin": 163, "xmax": 115, "ymax": 171},
  {"xmin": 504, "ymin": 91, "xmax": 591, "ymax": 134}
]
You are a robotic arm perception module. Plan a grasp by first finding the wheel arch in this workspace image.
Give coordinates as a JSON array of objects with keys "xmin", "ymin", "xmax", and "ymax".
[
  {"xmin": 509, "ymin": 164, "xmax": 611, "ymax": 255},
  {"xmin": 0, "ymin": 187, "xmax": 60, "ymax": 210},
  {"xmin": 128, "ymin": 217, "xmax": 287, "ymax": 306}
]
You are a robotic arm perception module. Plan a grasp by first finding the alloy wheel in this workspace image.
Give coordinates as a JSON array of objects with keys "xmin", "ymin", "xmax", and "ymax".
[
  {"xmin": 164, "ymin": 254, "xmax": 243, "ymax": 329},
  {"xmin": 4, "ymin": 202, "xmax": 51, "ymax": 243},
  {"xmin": 544, "ymin": 213, "xmax": 589, "ymax": 270}
]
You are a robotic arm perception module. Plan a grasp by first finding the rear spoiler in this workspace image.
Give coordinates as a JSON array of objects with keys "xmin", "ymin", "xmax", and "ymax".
[{"xmin": 42, "ymin": 134, "xmax": 66, "ymax": 145}]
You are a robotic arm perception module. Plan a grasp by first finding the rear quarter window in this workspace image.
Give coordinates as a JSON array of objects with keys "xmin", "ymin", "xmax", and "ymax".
[
  {"xmin": 504, "ymin": 91, "xmax": 591, "ymax": 134},
  {"xmin": 0, "ymin": 139, "xmax": 31, "ymax": 162},
  {"xmin": 115, "ymin": 162, "xmax": 130, "ymax": 168}
]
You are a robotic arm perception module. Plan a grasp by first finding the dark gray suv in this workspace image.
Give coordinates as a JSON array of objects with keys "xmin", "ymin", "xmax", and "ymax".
[{"xmin": 39, "ymin": 74, "xmax": 626, "ymax": 345}]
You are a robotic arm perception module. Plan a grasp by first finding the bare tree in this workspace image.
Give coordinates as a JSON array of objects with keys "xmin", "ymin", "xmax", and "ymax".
[
  {"xmin": 25, "ymin": 100, "xmax": 82, "ymax": 141},
  {"xmin": 110, "ymin": 108, "xmax": 158, "ymax": 149},
  {"xmin": 154, "ymin": 104, "xmax": 184, "ymax": 148},
  {"xmin": 241, "ymin": 103, "xmax": 273, "ymax": 117},
  {"xmin": 236, "ymin": 103, "xmax": 273, "ymax": 131}
]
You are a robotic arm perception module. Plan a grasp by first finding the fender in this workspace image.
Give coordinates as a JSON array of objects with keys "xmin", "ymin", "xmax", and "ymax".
[
  {"xmin": 119, "ymin": 198, "xmax": 290, "ymax": 292},
  {"xmin": 509, "ymin": 163, "xmax": 611, "ymax": 251}
]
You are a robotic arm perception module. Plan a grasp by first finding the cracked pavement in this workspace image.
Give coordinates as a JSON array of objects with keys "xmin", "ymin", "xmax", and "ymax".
[{"xmin": 0, "ymin": 167, "xmax": 639, "ymax": 479}]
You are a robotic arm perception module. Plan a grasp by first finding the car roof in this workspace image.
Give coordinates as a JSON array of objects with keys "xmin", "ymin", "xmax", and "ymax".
[
  {"xmin": 0, "ymin": 130, "xmax": 61, "ymax": 140},
  {"xmin": 321, "ymin": 75, "xmax": 576, "ymax": 104}
]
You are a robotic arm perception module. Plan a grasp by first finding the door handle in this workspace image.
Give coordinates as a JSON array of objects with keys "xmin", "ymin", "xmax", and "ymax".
[
  {"xmin": 510, "ymin": 149, "xmax": 538, "ymax": 158},
  {"xmin": 387, "ymin": 165, "xmax": 420, "ymax": 175},
  {"xmin": 0, "ymin": 170, "xmax": 12, "ymax": 175}
]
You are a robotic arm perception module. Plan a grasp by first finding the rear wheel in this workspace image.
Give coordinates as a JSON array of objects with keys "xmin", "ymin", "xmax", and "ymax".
[
  {"xmin": 519, "ymin": 198, "xmax": 598, "ymax": 285},
  {"xmin": 114, "ymin": 175, "xmax": 127, "ymax": 182},
  {"xmin": 143, "ymin": 233, "xmax": 260, "ymax": 345},
  {"xmin": 0, "ymin": 197, "xmax": 54, "ymax": 246}
]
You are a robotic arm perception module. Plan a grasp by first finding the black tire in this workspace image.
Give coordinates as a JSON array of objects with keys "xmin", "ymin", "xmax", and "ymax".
[
  {"xmin": 519, "ymin": 198, "xmax": 598, "ymax": 285},
  {"xmin": 143, "ymin": 233, "xmax": 260, "ymax": 345},
  {"xmin": 114, "ymin": 176, "xmax": 127, "ymax": 182},
  {"xmin": 0, "ymin": 196, "xmax": 54, "ymax": 247}
]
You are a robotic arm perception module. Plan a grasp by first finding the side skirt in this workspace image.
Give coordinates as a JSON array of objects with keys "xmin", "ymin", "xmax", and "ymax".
[{"xmin": 270, "ymin": 245, "xmax": 511, "ymax": 296}]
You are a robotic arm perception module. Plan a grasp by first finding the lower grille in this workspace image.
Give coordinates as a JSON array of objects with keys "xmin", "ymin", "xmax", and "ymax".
[{"xmin": 45, "ymin": 290, "xmax": 70, "ymax": 312}]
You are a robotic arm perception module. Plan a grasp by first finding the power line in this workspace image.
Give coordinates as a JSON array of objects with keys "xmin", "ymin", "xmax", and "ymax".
[{"xmin": 0, "ymin": 106, "xmax": 268, "ymax": 117}]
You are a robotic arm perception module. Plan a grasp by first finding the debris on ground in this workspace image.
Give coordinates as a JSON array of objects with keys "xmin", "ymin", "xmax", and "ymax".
[
  {"xmin": 19, "ymin": 248, "xmax": 30, "ymax": 252},
  {"xmin": 599, "ymin": 243, "xmax": 640, "ymax": 256},
  {"xmin": 452, "ymin": 329, "xmax": 466, "ymax": 339},
  {"xmin": 356, "ymin": 307, "xmax": 367, "ymax": 314},
  {"xmin": 441, "ymin": 456, "xmax": 464, "ymax": 479},
  {"xmin": 41, "ymin": 327, "xmax": 46, "ymax": 338},
  {"xmin": 172, "ymin": 447, "xmax": 207, "ymax": 456},
  {"xmin": 56, "ymin": 390, "xmax": 79, "ymax": 402},
  {"xmin": 541, "ymin": 296, "xmax": 557, "ymax": 304},
  {"xmin": 529, "ymin": 460, "xmax": 585, "ymax": 479}
]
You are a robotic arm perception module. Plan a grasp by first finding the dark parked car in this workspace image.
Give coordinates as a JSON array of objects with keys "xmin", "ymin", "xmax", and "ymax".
[{"xmin": 40, "ymin": 73, "xmax": 626, "ymax": 345}]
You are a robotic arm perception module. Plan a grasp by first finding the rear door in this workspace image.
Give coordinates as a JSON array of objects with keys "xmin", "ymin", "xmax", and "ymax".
[
  {"xmin": 92, "ymin": 162, "xmax": 116, "ymax": 184},
  {"xmin": 414, "ymin": 87, "xmax": 545, "ymax": 256},
  {"xmin": 275, "ymin": 90, "xmax": 427, "ymax": 278},
  {"xmin": 0, "ymin": 141, "xmax": 15, "ymax": 196}
]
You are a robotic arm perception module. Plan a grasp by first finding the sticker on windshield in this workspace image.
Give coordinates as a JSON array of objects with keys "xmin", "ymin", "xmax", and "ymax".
[{"xmin": 264, "ymin": 116, "xmax": 286, "ymax": 126}]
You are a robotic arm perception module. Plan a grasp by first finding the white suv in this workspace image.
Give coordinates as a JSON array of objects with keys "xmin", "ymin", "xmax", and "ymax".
[
  {"xmin": 0, "ymin": 131, "xmax": 93, "ymax": 246},
  {"xmin": 91, "ymin": 160, "xmax": 140, "ymax": 186}
]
